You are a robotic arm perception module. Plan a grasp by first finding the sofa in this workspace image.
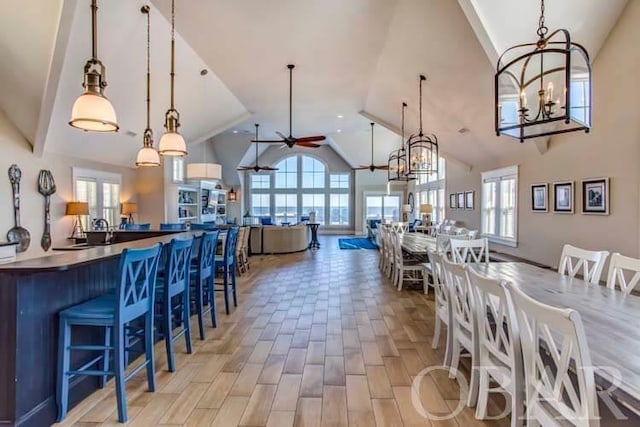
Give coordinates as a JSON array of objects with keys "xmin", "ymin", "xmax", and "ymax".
[{"xmin": 250, "ymin": 225, "xmax": 309, "ymax": 254}]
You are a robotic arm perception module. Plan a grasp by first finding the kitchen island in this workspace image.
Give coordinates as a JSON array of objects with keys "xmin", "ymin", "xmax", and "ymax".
[{"xmin": 0, "ymin": 231, "xmax": 203, "ymax": 427}]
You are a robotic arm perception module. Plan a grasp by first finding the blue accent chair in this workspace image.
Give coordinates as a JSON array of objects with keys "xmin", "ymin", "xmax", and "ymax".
[
  {"xmin": 160, "ymin": 223, "xmax": 186, "ymax": 231},
  {"xmin": 155, "ymin": 237, "xmax": 195, "ymax": 372},
  {"xmin": 190, "ymin": 223, "xmax": 218, "ymax": 231},
  {"xmin": 56, "ymin": 244, "xmax": 162, "ymax": 423},
  {"xmin": 191, "ymin": 230, "xmax": 220, "ymax": 339},
  {"xmin": 215, "ymin": 227, "xmax": 239, "ymax": 314},
  {"xmin": 124, "ymin": 223, "xmax": 151, "ymax": 231},
  {"xmin": 260, "ymin": 217, "xmax": 273, "ymax": 226},
  {"xmin": 408, "ymin": 219, "xmax": 422, "ymax": 233}
]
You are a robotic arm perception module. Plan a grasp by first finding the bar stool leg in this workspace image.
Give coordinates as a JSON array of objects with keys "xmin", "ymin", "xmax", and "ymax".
[
  {"xmin": 164, "ymin": 301, "xmax": 176, "ymax": 372},
  {"xmin": 223, "ymin": 265, "xmax": 231, "ymax": 315},
  {"xmin": 100, "ymin": 326, "xmax": 111, "ymax": 388},
  {"xmin": 183, "ymin": 294, "xmax": 193, "ymax": 354},
  {"xmin": 56, "ymin": 319, "xmax": 71, "ymax": 422},
  {"xmin": 144, "ymin": 312, "xmax": 156, "ymax": 392},
  {"xmin": 209, "ymin": 277, "xmax": 217, "ymax": 328},
  {"xmin": 114, "ymin": 324, "xmax": 128, "ymax": 422},
  {"xmin": 231, "ymin": 264, "xmax": 238, "ymax": 307},
  {"xmin": 195, "ymin": 279, "xmax": 206, "ymax": 340}
]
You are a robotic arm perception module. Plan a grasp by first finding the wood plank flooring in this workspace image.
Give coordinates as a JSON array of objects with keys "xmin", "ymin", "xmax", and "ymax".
[{"xmin": 54, "ymin": 236, "xmax": 508, "ymax": 427}]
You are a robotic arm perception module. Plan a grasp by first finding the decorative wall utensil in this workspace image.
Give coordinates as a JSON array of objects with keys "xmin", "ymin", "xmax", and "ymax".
[
  {"xmin": 38, "ymin": 170, "xmax": 57, "ymax": 251},
  {"xmin": 7, "ymin": 164, "xmax": 31, "ymax": 252}
]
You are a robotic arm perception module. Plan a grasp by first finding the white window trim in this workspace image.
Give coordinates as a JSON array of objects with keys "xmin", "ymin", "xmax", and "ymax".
[
  {"xmin": 72, "ymin": 167, "xmax": 122, "ymax": 225},
  {"xmin": 481, "ymin": 165, "xmax": 518, "ymax": 248}
]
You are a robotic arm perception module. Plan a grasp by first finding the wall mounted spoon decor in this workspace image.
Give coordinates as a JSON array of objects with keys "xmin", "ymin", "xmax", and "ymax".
[
  {"xmin": 38, "ymin": 170, "xmax": 56, "ymax": 251},
  {"xmin": 7, "ymin": 164, "xmax": 30, "ymax": 252}
]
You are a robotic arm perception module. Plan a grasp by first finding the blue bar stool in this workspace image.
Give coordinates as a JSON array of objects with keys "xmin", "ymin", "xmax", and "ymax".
[
  {"xmin": 124, "ymin": 223, "xmax": 151, "ymax": 231},
  {"xmin": 191, "ymin": 230, "xmax": 220, "ymax": 339},
  {"xmin": 56, "ymin": 244, "xmax": 162, "ymax": 423},
  {"xmin": 160, "ymin": 223, "xmax": 186, "ymax": 231},
  {"xmin": 190, "ymin": 223, "xmax": 218, "ymax": 231},
  {"xmin": 155, "ymin": 237, "xmax": 194, "ymax": 372},
  {"xmin": 215, "ymin": 227, "xmax": 239, "ymax": 314}
]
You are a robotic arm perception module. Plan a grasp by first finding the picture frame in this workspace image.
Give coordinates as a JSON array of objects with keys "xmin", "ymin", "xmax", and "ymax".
[
  {"xmin": 464, "ymin": 191, "xmax": 474, "ymax": 210},
  {"xmin": 457, "ymin": 193, "xmax": 465, "ymax": 210},
  {"xmin": 449, "ymin": 193, "xmax": 457, "ymax": 209},
  {"xmin": 531, "ymin": 183, "xmax": 548, "ymax": 212},
  {"xmin": 581, "ymin": 177, "xmax": 609, "ymax": 215},
  {"xmin": 553, "ymin": 181, "xmax": 574, "ymax": 214}
]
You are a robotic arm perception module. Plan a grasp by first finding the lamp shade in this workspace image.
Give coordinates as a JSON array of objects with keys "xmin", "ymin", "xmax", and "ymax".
[
  {"xmin": 66, "ymin": 202, "xmax": 89, "ymax": 216},
  {"xmin": 186, "ymin": 163, "xmax": 222, "ymax": 181},
  {"xmin": 121, "ymin": 202, "xmax": 138, "ymax": 215},
  {"xmin": 158, "ymin": 131, "xmax": 187, "ymax": 156},
  {"xmin": 420, "ymin": 204, "xmax": 433, "ymax": 214},
  {"xmin": 69, "ymin": 93, "xmax": 119, "ymax": 132},
  {"xmin": 402, "ymin": 204, "xmax": 411, "ymax": 213},
  {"xmin": 136, "ymin": 146, "xmax": 161, "ymax": 167}
]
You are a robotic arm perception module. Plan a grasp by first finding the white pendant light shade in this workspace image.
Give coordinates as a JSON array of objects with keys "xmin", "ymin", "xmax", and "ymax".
[
  {"xmin": 186, "ymin": 163, "xmax": 222, "ymax": 181},
  {"xmin": 136, "ymin": 146, "xmax": 161, "ymax": 167},
  {"xmin": 69, "ymin": 91, "xmax": 118, "ymax": 133},
  {"xmin": 159, "ymin": 131, "xmax": 187, "ymax": 156}
]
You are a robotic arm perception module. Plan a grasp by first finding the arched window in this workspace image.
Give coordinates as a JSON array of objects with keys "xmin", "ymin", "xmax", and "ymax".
[{"xmin": 302, "ymin": 156, "xmax": 325, "ymax": 188}]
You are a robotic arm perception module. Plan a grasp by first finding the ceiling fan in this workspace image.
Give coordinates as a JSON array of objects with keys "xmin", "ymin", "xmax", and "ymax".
[
  {"xmin": 237, "ymin": 124, "xmax": 279, "ymax": 172},
  {"xmin": 353, "ymin": 123, "xmax": 389, "ymax": 172},
  {"xmin": 251, "ymin": 64, "xmax": 326, "ymax": 149}
]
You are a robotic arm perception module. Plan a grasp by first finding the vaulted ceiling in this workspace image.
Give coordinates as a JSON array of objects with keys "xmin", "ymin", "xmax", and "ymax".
[{"xmin": 0, "ymin": 0, "xmax": 629, "ymax": 171}]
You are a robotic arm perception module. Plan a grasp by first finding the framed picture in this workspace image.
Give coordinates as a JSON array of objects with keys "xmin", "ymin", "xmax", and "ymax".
[
  {"xmin": 553, "ymin": 181, "xmax": 574, "ymax": 214},
  {"xmin": 457, "ymin": 193, "xmax": 465, "ymax": 210},
  {"xmin": 531, "ymin": 183, "xmax": 548, "ymax": 212},
  {"xmin": 581, "ymin": 177, "xmax": 609, "ymax": 215},
  {"xmin": 449, "ymin": 193, "xmax": 457, "ymax": 209},
  {"xmin": 464, "ymin": 191, "xmax": 474, "ymax": 210}
]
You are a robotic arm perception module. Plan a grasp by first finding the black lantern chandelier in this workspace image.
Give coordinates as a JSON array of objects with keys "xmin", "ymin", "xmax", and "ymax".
[
  {"xmin": 388, "ymin": 102, "xmax": 415, "ymax": 182},
  {"xmin": 407, "ymin": 75, "xmax": 438, "ymax": 175},
  {"xmin": 495, "ymin": 0, "xmax": 591, "ymax": 142}
]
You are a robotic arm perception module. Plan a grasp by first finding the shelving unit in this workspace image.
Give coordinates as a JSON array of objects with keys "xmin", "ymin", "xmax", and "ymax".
[{"xmin": 178, "ymin": 187, "xmax": 199, "ymax": 223}]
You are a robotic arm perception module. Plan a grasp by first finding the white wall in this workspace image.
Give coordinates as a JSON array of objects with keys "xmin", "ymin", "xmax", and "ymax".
[{"xmin": 0, "ymin": 110, "xmax": 138, "ymax": 259}]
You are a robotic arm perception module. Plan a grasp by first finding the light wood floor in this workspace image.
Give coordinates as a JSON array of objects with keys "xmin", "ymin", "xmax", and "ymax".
[{"xmin": 54, "ymin": 236, "xmax": 508, "ymax": 427}]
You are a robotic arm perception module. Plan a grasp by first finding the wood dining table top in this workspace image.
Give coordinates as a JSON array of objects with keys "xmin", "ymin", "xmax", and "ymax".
[
  {"xmin": 399, "ymin": 232, "xmax": 436, "ymax": 255},
  {"xmin": 472, "ymin": 262, "xmax": 640, "ymax": 408}
]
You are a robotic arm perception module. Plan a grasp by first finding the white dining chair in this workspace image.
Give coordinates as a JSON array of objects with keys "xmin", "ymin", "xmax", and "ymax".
[
  {"xmin": 381, "ymin": 226, "xmax": 395, "ymax": 280},
  {"xmin": 606, "ymin": 252, "xmax": 640, "ymax": 295},
  {"xmin": 558, "ymin": 244, "xmax": 609, "ymax": 285},
  {"xmin": 426, "ymin": 250, "xmax": 452, "ymax": 367},
  {"xmin": 504, "ymin": 282, "xmax": 599, "ymax": 427},
  {"xmin": 467, "ymin": 268, "xmax": 523, "ymax": 426},
  {"xmin": 441, "ymin": 257, "xmax": 479, "ymax": 407},
  {"xmin": 377, "ymin": 225, "xmax": 386, "ymax": 271},
  {"xmin": 436, "ymin": 234, "xmax": 452, "ymax": 256},
  {"xmin": 392, "ymin": 231, "xmax": 423, "ymax": 291},
  {"xmin": 392, "ymin": 222, "xmax": 409, "ymax": 234},
  {"xmin": 451, "ymin": 238, "xmax": 490, "ymax": 266},
  {"xmin": 467, "ymin": 229, "xmax": 479, "ymax": 239}
]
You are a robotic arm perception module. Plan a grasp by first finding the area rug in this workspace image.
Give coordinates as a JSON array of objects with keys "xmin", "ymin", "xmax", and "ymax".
[{"xmin": 338, "ymin": 238, "xmax": 378, "ymax": 250}]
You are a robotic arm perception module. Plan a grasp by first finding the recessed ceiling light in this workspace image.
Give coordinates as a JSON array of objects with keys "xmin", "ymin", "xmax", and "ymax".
[
  {"xmin": 337, "ymin": 129, "xmax": 342, "ymax": 133},
  {"xmin": 337, "ymin": 115, "xmax": 344, "ymax": 119},
  {"xmin": 200, "ymin": 69, "xmax": 208, "ymax": 76},
  {"xmin": 233, "ymin": 130, "xmax": 239, "ymax": 134}
]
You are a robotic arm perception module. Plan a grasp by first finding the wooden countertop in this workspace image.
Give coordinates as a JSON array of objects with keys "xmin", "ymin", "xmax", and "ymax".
[{"xmin": 0, "ymin": 231, "xmax": 204, "ymax": 273}]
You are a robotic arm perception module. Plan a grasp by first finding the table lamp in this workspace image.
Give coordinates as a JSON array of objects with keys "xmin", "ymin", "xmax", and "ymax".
[
  {"xmin": 66, "ymin": 202, "xmax": 89, "ymax": 238},
  {"xmin": 121, "ymin": 202, "xmax": 138, "ymax": 224},
  {"xmin": 402, "ymin": 204, "xmax": 411, "ymax": 222},
  {"xmin": 420, "ymin": 204, "xmax": 433, "ymax": 224}
]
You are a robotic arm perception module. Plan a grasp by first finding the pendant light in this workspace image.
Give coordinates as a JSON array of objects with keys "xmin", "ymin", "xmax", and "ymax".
[
  {"xmin": 158, "ymin": 0, "xmax": 187, "ymax": 156},
  {"xmin": 136, "ymin": 5, "xmax": 160, "ymax": 167},
  {"xmin": 69, "ymin": 0, "xmax": 119, "ymax": 132},
  {"xmin": 388, "ymin": 102, "xmax": 415, "ymax": 182},
  {"xmin": 407, "ymin": 75, "xmax": 438, "ymax": 176},
  {"xmin": 495, "ymin": 0, "xmax": 591, "ymax": 142},
  {"xmin": 186, "ymin": 139, "xmax": 222, "ymax": 181}
]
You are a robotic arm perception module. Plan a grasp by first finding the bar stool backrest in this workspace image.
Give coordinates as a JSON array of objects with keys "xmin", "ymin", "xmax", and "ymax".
[
  {"xmin": 223, "ymin": 227, "xmax": 240, "ymax": 265},
  {"xmin": 164, "ymin": 237, "xmax": 195, "ymax": 299},
  {"xmin": 124, "ymin": 223, "xmax": 151, "ymax": 231},
  {"xmin": 117, "ymin": 243, "xmax": 162, "ymax": 324},
  {"xmin": 160, "ymin": 223, "xmax": 186, "ymax": 231},
  {"xmin": 198, "ymin": 230, "xmax": 220, "ymax": 280}
]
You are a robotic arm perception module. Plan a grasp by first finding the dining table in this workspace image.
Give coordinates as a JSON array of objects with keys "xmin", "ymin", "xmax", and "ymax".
[
  {"xmin": 472, "ymin": 262, "xmax": 640, "ymax": 411},
  {"xmin": 399, "ymin": 232, "xmax": 436, "ymax": 257}
]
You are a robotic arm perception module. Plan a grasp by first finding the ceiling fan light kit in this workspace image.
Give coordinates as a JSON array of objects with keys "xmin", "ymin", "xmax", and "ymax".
[
  {"xmin": 69, "ymin": 0, "xmax": 119, "ymax": 133},
  {"xmin": 495, "ymin": 0, "xmax": 591, "ymax": 142},
  {"xmin": 406, "ymin": 74, "xmax": 439, "ymax": 176}
]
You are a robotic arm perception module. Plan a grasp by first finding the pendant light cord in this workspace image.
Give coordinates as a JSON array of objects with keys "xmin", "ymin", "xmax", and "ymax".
[
  {"xmin": 537, "ymin": 0, "xmax": 548, "ymax": 38},
  {"xmin": 91, "ymin": 0, "xmax": 98, "ymax": 60},
  {"xmin": 288, "ymin": 65, "xmax": 294, "ymax": 138},
  {"xmin": 145, "ymin": 6, "xmax": 151, "ymax": 130},
  {"xmin": 418, "ymin": 75, "xmax": 426, "ymax": 136},
  {"xmin": 170, "ymin": 0, "xmax": 176, "ymax": 109},
  {"xmin": 255, "ymin": 124, "xmax": 259, "ymax": 165},
  {"xmin": 401, "ymin": 102, "xmax": 407, "ymax": 149},
  {"xmin": 370, "ymin": 123, "xmax": 374, "ymax": 164}
]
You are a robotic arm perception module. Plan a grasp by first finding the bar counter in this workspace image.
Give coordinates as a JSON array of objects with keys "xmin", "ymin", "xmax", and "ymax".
[{"xmin": 0, "ymin": 231, "xmax": 202, "ymax": 427}]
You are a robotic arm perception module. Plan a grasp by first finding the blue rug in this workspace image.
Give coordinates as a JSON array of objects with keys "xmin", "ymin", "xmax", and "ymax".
[{"xmin": 339, "ymin": 238, "xmax": 378, "ymax": 250}]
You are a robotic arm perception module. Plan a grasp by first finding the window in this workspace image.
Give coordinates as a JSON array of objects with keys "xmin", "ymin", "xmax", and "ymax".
[
  {"xmin": 330, "ymin": 194, "xmax": 349, "ymax": 225},
  {"xmin": 274, "ymin": 194, "xmax": 297, "ymax": 224},
  {"xmin": 330, "ymin": 174, "xmax": 349, "ymax": 189},
  {"xmin": 275, "ymin": 157, "xmax": 297, "ymax": 188},
  {"xmin": 364, "ymin": 194, "xmax": 401, "ymax": 222},
  {"xmin": 302, "ymin": 194, "xmax": 325, "ymax": 224},
  {"xmin": 302, "ymin": 156, "xmax": 325, "ymax": 188},
  {"xmin": 415, "ymin": 156, "xmax": 446, "ymax": 223},
  {"xmin": 73, "ymin": 168, "xmax": 121, "ymax": 228},
  {"xmin": 251, "ymin": 174, "xmax": 270, "ymax": 189},
  {"xmin": 481, "ymin": 165, "xmax": 518, "ymax": 246},
  {"xmin": 172, "ymin": 157, "xmax": 184, "ymax": 183},
  {"xmin": 251, "ymin": 194, "xmax": 270, "ymax": 217}
]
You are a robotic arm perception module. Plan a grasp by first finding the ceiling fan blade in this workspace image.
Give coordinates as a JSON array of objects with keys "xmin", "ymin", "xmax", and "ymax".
[
  {"xmin": 295, "ymin": 135, "xmax": 326, "ymax": 143},
  {"xmin": 296, "ymin": 141, "xmax": 321, "ymax": 148},
  {"xmin": 259, "ymin": 166, "xmax": 279, "ymax": 171},
  {"xmin": 251, "ymin": 139, "xmax": 285, "ymax": 143},
  {"xmin": 275, "ymin": 131, "xmax": 291, "ymax": 141},
  {"xmin": 353, "ymin": 166, "xmax": 370, "ymax": 170},
  {"xmin": 374, "ymin": 165, "xmax": 390, "ymax": 170},
  {"xmin": 236, "ymin": 166, "xmax": 253, "ymax": 170}
]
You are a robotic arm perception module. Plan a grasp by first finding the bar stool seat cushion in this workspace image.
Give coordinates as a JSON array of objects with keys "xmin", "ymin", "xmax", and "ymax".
[{"xmin": 59, "ymin": 295, "xmax": 116, "ymax": 321}]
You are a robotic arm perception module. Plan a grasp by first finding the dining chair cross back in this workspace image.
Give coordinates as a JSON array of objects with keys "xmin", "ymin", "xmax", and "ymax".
[
  {"xmin": 606, "ymin": 252, "xmax": 640, "ymax": 295},
  {"xmin": 451, "ymin": 238, "xmax": 490, "ymax": 266},
  {"xmin": 192, "ymin": 230, "xmax": 220, "ymax": 339},
  {"xmin": 441, "ymin": 258, "xmax": 479, "ymax": 407},
  {"xmin": 558, "ymin": 244, "xmax": 609, "ymax": 285},
  {"xmin": 426, "ymin": 250, "xmax": 453, "ymax": 367},
  {"xmin": 56, "ymin": 244, "xmax": 162, "ymax": 423},
  {"xmin": 435, "ymin": 234, "xmax": 452, "ymax": 256},
  {"xmin": 392, "ymin": 230, "xmax": 423, "ymax": 291},
  {"xmin": 467, "ymin": 268, "xmax": 524, "ymax": 425},
  {"xmin": 216, "ymin": 227, "xmax": 239, "ymax": 314},
  {"xmin": 157, "ymin": 237, "xmax": 194, "ymax": 372},
  {"xmin": 505, "ymin": 282, "xmax": 599, "ymax": 427}
]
